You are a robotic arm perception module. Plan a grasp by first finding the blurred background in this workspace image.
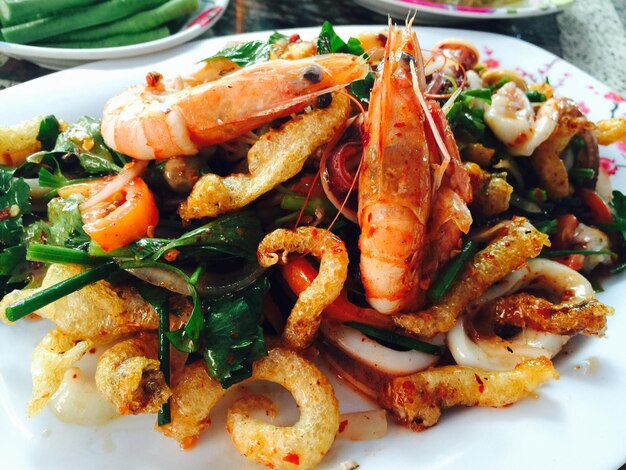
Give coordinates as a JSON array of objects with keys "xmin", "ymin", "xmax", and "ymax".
[{"xmin": 1, "ymin": 0, "xmax": 625, "ymax": 94}]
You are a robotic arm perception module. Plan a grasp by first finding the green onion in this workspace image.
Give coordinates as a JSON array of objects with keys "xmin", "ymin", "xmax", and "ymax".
[
  {"xmin": 427, "ymin": 238, "xmax": 478, "ymax": 304},
  {"xmin": 1, "ymin": 0, "xmax": 167, "ymax": 44},
  {"xmin": 5, "ymin": 261, "xmax": 118, "ymax": 321},
  {"xmin": 525, "ymin": 90, "xmax": 547, "ymax": 102},
  {"xmin": 45, "ymin": 0, "xmax": 197, "ymax": 42},
  {"xmin": 570, "ymin": 167, "xmax": 595, "ymax": 182},
  {"xmin": 490, "ymin": 77, "xmax": 510, "ymax": 90},
  {"xmin": 540, "ymin": 249, "xmax": 615, "ymax": 258},
  {"xmin": 0, "ymin": 0, "xmax": 101, "ymax": 27},
  {"xmin": 345, "ymin": 322, "xmax": 445, "ymax": 356},
  {"xmin": 533, "ymin": 219, "xmax": 558, "ymax": 234},
  {"xmin": 527, "ymin": 187, "xmax": 547, "ymax": 203},
  {"xmin": 26, "ymin": 244, "xmax": 102, "ymax": 266},
  {"xmin": 42, "ymin": 27, "xmax": 170, "ymax": 49},
  {"xmin": 280, "ymin": 194, "xmax": 337, "ymax": 217}
]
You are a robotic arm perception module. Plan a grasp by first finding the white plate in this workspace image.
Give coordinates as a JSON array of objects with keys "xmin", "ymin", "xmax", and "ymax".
[
  {"xmin": 353, "ymin": 0, "xmax": 574, "ymax": 23},
  {"xmin": 0, "ymin": 0, "xmax": 229, "ymax": 70},
  {"xmin": 1, "ymin": 25, "xmax": 626, "ymax": 470}
]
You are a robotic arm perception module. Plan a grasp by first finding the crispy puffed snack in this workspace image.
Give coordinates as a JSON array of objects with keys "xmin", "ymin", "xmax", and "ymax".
[
  {"xmin": 257, "ymin": 226, "xmax": 349, "ymax": 349},
  {"xmin": 394, "ymin": 217, "xmax": 550, "ymax": 338},
  {"xmin": 0, "ymin": 264, "xmax": 157, "ymax": 337},
  {"xmin": 28, "ymin": 328, "xmax": 113, "ymax": 416},
  {"xmin": 178, "ymin": 92, "xmax": 350, "ymax": 219},
  {"xmin": 381, "ymin": 357, "xmax": 559, "ymax": 430},
  {"xmin": 594, "ymin": 117, "xmax": 626, "ymax": 146},
  {"xmin": 95, "ymin": 332, "xmax": 171, "ymax": 415}
]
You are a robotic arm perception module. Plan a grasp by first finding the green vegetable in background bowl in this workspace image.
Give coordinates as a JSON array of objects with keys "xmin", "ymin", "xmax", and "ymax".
[{"xmin": 0, "ymin": 0, "xmax": 198, "ymax": 48}]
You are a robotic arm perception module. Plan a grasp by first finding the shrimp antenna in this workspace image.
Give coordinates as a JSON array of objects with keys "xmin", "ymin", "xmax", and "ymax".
[
  {"xmin": 409, "ymin": 60, "xmax": 452, "ymax": 191},
  {"xmin": 324, "ymin": 90, "xmax": 367, "ymax": 233}
]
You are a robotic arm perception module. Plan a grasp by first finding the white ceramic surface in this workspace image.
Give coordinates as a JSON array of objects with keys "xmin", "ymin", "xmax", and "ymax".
[
  {"xmin": 0, "ymin": 25, "xmax": 625, "ymax": 470},
  {"xmin": 352, "ymin": 0, "xmax": 574, "ymax": 23},
  {"xmin": 0, "ymin": 0, "xmax": 229, "ymax": 70}
]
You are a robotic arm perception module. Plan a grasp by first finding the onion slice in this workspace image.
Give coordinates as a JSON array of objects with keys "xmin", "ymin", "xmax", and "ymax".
[
  {"xmin": 126, "ymin": 260, "xmax": 265, "ymax": 298},
  {"xmin": 321, "ymin": 142, "xmax": 361, "ymax": 224},
  {"xmin": 80, "ymin": 160, "xmax": 148, "ymax": 210},
  {"xmin": 320, "ymin": 321, "xmax": 440, "ymax": 376}
]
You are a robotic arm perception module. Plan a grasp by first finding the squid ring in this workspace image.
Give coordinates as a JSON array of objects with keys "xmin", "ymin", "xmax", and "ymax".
[{"xmin": 448, "ymin": 258, "xmax": 598, "ymax": 370}]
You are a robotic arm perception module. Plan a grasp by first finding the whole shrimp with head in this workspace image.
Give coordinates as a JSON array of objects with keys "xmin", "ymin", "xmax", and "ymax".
[
  {"xmin": 101, "ymin": 53, "xmax": 368, "ymax": 160},
  {"xmin": 358, "ymin": 21, "xmax": 472, "ymax": 314}
]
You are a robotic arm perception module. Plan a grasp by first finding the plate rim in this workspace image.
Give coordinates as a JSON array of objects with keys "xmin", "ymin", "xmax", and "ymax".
[
  {"xmin": 353, "ymin": 0, "xmax": 575, "ymax": 19},
  {"xmin": 0, "ymin": 0, "xmax": 230, "ymax": 62},
  {"xmin": 0, "ymin": 24, "xmax": 624, "ymax": 470}
]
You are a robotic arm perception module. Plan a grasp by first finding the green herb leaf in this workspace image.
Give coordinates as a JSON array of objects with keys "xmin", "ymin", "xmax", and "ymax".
[
  {"xmin": 202, "ymin": 277, "xmax": 269, "ymax": 388},
  {"xmin": 50, "ymin": 116, "xmax": 122, "ymax": 174},
  {"xmin": 525, "ymin": 90, "xmax": 547, "ymax": 102},
  {"xmin": 203, "ymin": 40, "xmax": 272, "ymax": 67},
  {"xmin": 350, "ymin": 71, "xmax": 375, "ymax": 104},
  {"xmin": 47, "ymin": 194, "xmax": 90, "ymax": 249},
  {"xmin": 148, "ymin": 211, "xmax": 263, "ymax": 261},
  {"xmin": 36, "ymin": 115, "xmax": 62, "ymax": 150},
  {"xmin": 0, "ymin": 168, "xmax": 31, "ymax": 247},
  {"xmin": 268, "ymin": 31, "xmax": 287, "ymax": 44},
  {"xmin": 317, "ymin": 21, "xmax": 364, "ymax": 56}
]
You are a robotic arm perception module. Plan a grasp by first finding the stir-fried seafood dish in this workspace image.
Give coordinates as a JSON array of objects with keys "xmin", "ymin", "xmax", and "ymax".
[{"xmin": 2, "ymin": 21, "xmax": 626, "ymax": 469}]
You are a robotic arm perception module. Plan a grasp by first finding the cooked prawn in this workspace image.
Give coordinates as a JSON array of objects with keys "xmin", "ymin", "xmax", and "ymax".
[
  {"xmin": 358, "ymin": 22, "xmax": 471, "ymax": 314},
  {"xmin": 485, "ymin": 81, "xmax": 559, "ymax": 156},
  {"xmin": 101, "ymin": 54, "xmax": 368, "ymax": 160}
]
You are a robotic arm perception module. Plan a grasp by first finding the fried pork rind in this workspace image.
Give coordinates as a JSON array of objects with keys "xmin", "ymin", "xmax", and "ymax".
[
  {"xmin": 226, "ymin": 348, "xmax": 339, "ymax": 470},
  {"xmin": 481, "ymin": 292, "xmax": 612, "ymax": 336},
  {"xmin": 380, "ymin": 357, "xmax": 559, "ymax": 431},
  {"xmin": 394, "ymin": 217, "xmax": 549, "ymax": 338},
  {"xmin": 159, "ymin": 347, "xmax": 339, "ymax": 467},
  {"xmin": 0, "ymin": 264, "xmax": 158, "ymax": 338},
  {"xmin": 594, "ymin": 117, "xmax": 626, "ymax": 145},
  {"xmin": 465, "ymin": 162, "xmax": 513, "ymax": 217},
  {"xmin": 257, "ymin": 227, "xmax": 349, "ymax": 349},
  {"xmin": 0, "ymin": 117, "xmax": 43, "ymax": 167},
  {"xmin": 95, "ymin": 332, "xmax": 171, "ymax": 415},
  {"xmin": 157, "ymin": 360, "xmax": 226, "ymax": 449},
  {"xmin": 28, "ymin": 328, "xmax": 112, "ymax": 416},
  {"xmin": 178, "ymin": 92, "xmax": 350, "ymax": 220},
  {"xmin": 531, "ymin": 98, "xmax": 593, "ymax": 199}
]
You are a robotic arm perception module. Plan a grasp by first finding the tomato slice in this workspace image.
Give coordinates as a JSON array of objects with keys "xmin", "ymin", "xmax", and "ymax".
[
  {"xmin": 280, "ymin": 257, "xmax": 393, "ymax": 329},
  {"xmin": 80, "ymin": 177, "xmax": 159, "ymax": 252},
  {"xmin": 578, "ymin": 188, "xmax": 613, "ymax": 225}
]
